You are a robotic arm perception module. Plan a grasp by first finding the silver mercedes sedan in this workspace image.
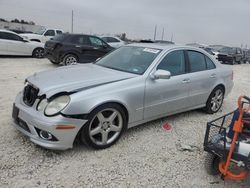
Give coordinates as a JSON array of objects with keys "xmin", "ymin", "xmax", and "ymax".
[{"xmin": 12, "ymin": 43, "xmax": 234, "ymax": 150}]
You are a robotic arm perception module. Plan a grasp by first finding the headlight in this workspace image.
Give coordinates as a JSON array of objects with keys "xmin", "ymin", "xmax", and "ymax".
[
  {"xmin": 37, "ymin": 98, "xmax": 48, "ymax": 112},
  {"xmin": 44, "ymin": 95, "xmax": 70, "ymax": 116}
]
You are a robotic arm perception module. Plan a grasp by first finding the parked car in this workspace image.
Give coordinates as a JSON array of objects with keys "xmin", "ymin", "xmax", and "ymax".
[
  {"xmin": 0, "ymin": 29, "xmax": 44, "ymax": 58},
  {"xmin": 20, "ymin": 28, "xmax": 63, "ymax": 43},
  {"xmin": 45, "ymin": 34, "xmax": 113, "ymax": 65},
  {"xmin": 12, "ymin": 44, "xmax": 233, "ymax": 150},
  {"xmin": 217, "ymin": 47, "xmax": 244, "ymax": 65},
  {"xmin": 100, "ymin": 36, "xmax": 126, "ymax": 48},
  {"xmin": 242, "ymin": 49, "xmax": 250, "ymax": 63}
]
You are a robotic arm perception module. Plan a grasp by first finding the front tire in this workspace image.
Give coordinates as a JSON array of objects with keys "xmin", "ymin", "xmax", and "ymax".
[
  {"xmin": 32, "ymin": 48, "xmax": 44, "ymax": 58},
  {"xmin": 63, "ymin": 54, "xmax": 78, "ymax": 66},
  {"xmin": 80, "ymin": 104, "xmax": 127, "ymax": 149},
  {"xmin": 204, "ymin": 153, "xmax": 221, "ymax": 175},
  {"xmin": 204, "ymin": 86, "xmax": 224, "ymax": 114}
]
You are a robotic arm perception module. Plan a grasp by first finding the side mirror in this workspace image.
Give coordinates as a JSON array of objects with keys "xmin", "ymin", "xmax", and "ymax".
[
  {"xmin": 22, "ymin": 39, "xmax": 29, "ymax": 42},
  {"xmin": 151, "ymin": 69, "xmax": 171, "ymax": 80}
]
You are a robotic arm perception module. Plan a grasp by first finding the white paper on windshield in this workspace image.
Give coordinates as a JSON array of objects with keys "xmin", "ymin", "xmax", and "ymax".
[{"xmin": 143, "ymin": 48, "xmax": 160, "ymax": 54}]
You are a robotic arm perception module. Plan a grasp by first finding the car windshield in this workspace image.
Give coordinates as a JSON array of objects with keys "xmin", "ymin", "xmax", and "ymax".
[
  {"xmin": 219, "ymin": 47, "xmax": 234, "ymax": 54},
  {"xmin": 96, "ymin": 46, "xmax": 161, "ymax": 75},
  {"xmin": 34, "ymin": 29, "xmax": 46, "ymax": 35}
]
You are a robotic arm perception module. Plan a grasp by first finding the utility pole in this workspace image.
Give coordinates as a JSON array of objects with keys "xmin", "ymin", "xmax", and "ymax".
[
  {"xmin": 161, "ymin": 27, "xmax": 165, "ymax": 40},
  {"xmin": 71, "ymin": 10, "xmax": 74, "ymax": 33},
  {"xmin": 171, "ymin": 33, "xmax": 173, "ymax": 42},
  {"xmin": 153, "ymin": 25, "xmax": 157, "ymax": 41}
]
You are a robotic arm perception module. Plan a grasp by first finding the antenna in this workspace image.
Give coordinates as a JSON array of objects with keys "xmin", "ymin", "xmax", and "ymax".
[
  {"xmin": 153, "ymin": 25, "xmax": 157, "ymax": 40},
  {"xmin": 71, "ymin": 10, "xmax": 74, "ymax": 33},
  {"xmin": 161, "ymin": 27, "xmax": 165, "ymax": 40}
]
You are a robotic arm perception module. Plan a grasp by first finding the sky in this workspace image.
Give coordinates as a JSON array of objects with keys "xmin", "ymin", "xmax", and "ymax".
[{"xmin": 0, "ymin": 0, "xmax": 250, "ymax": 47}]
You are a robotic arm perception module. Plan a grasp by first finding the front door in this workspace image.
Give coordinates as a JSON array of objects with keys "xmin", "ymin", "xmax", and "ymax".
[{"xmin": 144, "ymin": 50, "xmax": 190, "ymax": 119}]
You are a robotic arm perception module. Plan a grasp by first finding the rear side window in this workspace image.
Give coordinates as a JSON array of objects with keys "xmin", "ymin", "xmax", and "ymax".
[
  {"xmin": 187, "ymin": 51, "xmax": 206, "ymax": 72},
  {"xmin": 0, "ymin": 32, "xmax": 22, "ymax": 41},
  {"xmin": 205, "ymin": 56, "xmax": 216, "ymax": 69},
  {"xmin": 68, "ymin": 35, "xmax": 91, "ymax": 45},
  {"xmin": 157, "ymin": 50, "xmax": 185, "ymax": 76},
  {"xmin": 108, "ymin": 37, "xmax": 119, "ymax": 43}
]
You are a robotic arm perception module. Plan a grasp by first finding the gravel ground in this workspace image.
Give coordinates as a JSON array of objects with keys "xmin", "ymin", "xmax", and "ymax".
[{"xmin": 0, "ymin": 57, "xmax": 250, "ymax": 188}]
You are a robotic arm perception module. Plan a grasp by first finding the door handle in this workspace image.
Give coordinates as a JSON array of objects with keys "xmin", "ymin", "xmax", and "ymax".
[
  {"xmin": 182, "ymin": 78, "xmax": 190, "ymax": 83},
  {"xmin": 75, "ymin": 45, "xmax": 81, "ymax": 48},
  {"xmin": 210, "ymin": 73, "xmax": 217, "ymax": 78}
]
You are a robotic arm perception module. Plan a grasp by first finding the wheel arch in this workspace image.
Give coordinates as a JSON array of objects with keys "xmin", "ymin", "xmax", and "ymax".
[
  {"xmin": 88, "ymin": 101, "xmax": 129, "ymax": 123},
  {"xmin": 61, "ymin": 51, "xmax": 79, "ymax": 62},
  {"xmin": 32, "ymin": 47, "xmax": 44, "ymax": 57},
  {"xmin": 30, "ymin": 39, "xmax": 41, "ymax": 42}
]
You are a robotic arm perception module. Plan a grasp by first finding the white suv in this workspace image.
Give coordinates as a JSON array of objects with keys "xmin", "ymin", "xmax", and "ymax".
[{"xmin": 20, "ymin": 29, "xmax": 63, "ymax": 43}]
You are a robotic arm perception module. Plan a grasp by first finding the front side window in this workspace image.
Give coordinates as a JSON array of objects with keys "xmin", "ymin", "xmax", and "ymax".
[
  {"xmin": 96, "ymin": 46, "xmax": 161, "ymax": 75},
  {"xmin": 157, "ymin": 50, "xmax": 185, "ymax": 76},
  {"xmin": 89, "ymin": 37, "xmax": 104, "ymax": 47},
  {"xmin": 187, "ymin": 51, "xmax": 206, "ymax": 72},
  {"xmin": 44, "ymin": 30, "xmax": 55, "ymax": 36}
]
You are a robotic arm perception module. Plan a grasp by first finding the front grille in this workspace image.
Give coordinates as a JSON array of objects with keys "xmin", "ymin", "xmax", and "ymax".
[{"xmin": 23, "ymin": 84, "xmax": 39, "ymax": 106}]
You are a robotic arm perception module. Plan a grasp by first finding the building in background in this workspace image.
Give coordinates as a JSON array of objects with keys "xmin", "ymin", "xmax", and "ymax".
[{"xmin": 0, "ymin": 20, "xmax": 44, "ymax": 33}]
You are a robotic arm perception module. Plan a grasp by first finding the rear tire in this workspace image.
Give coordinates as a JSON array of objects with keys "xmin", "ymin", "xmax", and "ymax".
[
  {"xmin": 204, "ymin": 86, "xmax": 224, "ymax": 114},
  {"xmin": 32, "ymin": 48, "xmax": 44, "ymax": 58},
  {"xmin": 204, "ymin": 153, "xmax": 221, "ymax": 175},
  {"xmin": 63, "ymin": 54, "xmax": 78, "ymax": 66}
]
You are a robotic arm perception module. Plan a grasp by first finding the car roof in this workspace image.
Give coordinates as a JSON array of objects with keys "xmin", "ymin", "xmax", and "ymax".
[
  {"xmin": 127, "ymin": 43, "xmax": 199, "ymax": 51},
  {"xmin": 0, "ymin": 29, "xmax": 18, "ymax": 35},
  {"xmin": 59, "ymin": 33, "xmax": 101, "ymax": 38}
]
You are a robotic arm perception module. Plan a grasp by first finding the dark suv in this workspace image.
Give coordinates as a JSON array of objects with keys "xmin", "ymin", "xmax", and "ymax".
[
  {"xmin": 45, "ymin": 34, "xmax": 114, "ymax": 65},
  {"xmin": 217, "ymin": 47, "xmax": 244, "ymax": 65}
]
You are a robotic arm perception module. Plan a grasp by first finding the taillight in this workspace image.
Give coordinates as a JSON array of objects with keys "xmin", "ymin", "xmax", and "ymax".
[{"xmin": 53, "ymin": 43, "xmax": 62, "ymax": 50}]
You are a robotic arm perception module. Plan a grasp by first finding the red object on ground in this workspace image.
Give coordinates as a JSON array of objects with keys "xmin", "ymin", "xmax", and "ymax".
[{"xmin": 163, "ymin": 122, "xmax": 172, "ymax": 131}]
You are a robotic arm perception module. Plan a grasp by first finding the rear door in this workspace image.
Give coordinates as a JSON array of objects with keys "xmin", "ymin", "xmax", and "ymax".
[
  {"xmin": 144, "ymin": 50, "xmax": 190, "ymax": 119},
  {"xmin": 0, "ymin": 31, "xmax": 10, "ymax": 55},
  {"xmin": 185, "ymin": 50, "xmax": 217, "ymax": 107}
]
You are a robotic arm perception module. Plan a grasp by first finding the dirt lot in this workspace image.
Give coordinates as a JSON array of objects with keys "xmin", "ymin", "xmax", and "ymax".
[{"xmin": 0, "ymin": 57, "xmax": 250, "ymax": 188}]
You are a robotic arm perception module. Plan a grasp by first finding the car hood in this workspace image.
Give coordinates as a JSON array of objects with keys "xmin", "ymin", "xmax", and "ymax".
[
  {"xmin": 26, "ymin": 63, "xmax": 137, "ymax": 98},
  {"xmin": 20, "ymin": 33, "xmax": 41, "ymax": 38}
]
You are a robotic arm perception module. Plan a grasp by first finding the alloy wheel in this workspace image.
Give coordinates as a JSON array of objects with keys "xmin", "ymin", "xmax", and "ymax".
[
  {"xmin": 34, "ymin": 48, "xmax": 44, "ymax": 58},
  {"xmin": 89, "ymin": 108, "xmax": 123, "ymax": 146},
  {"xmin": 65, "ymin": 56, "xmax": 77, "ymax": 65},
  {"xmin": 210, "ymin": 89, "xmax": 223, "ymax": 112}
]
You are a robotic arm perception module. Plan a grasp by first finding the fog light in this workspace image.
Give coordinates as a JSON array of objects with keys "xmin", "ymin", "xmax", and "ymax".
[{"xmin": 39, "ymin": 130, "xmax": 53, "ymax": 140}]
